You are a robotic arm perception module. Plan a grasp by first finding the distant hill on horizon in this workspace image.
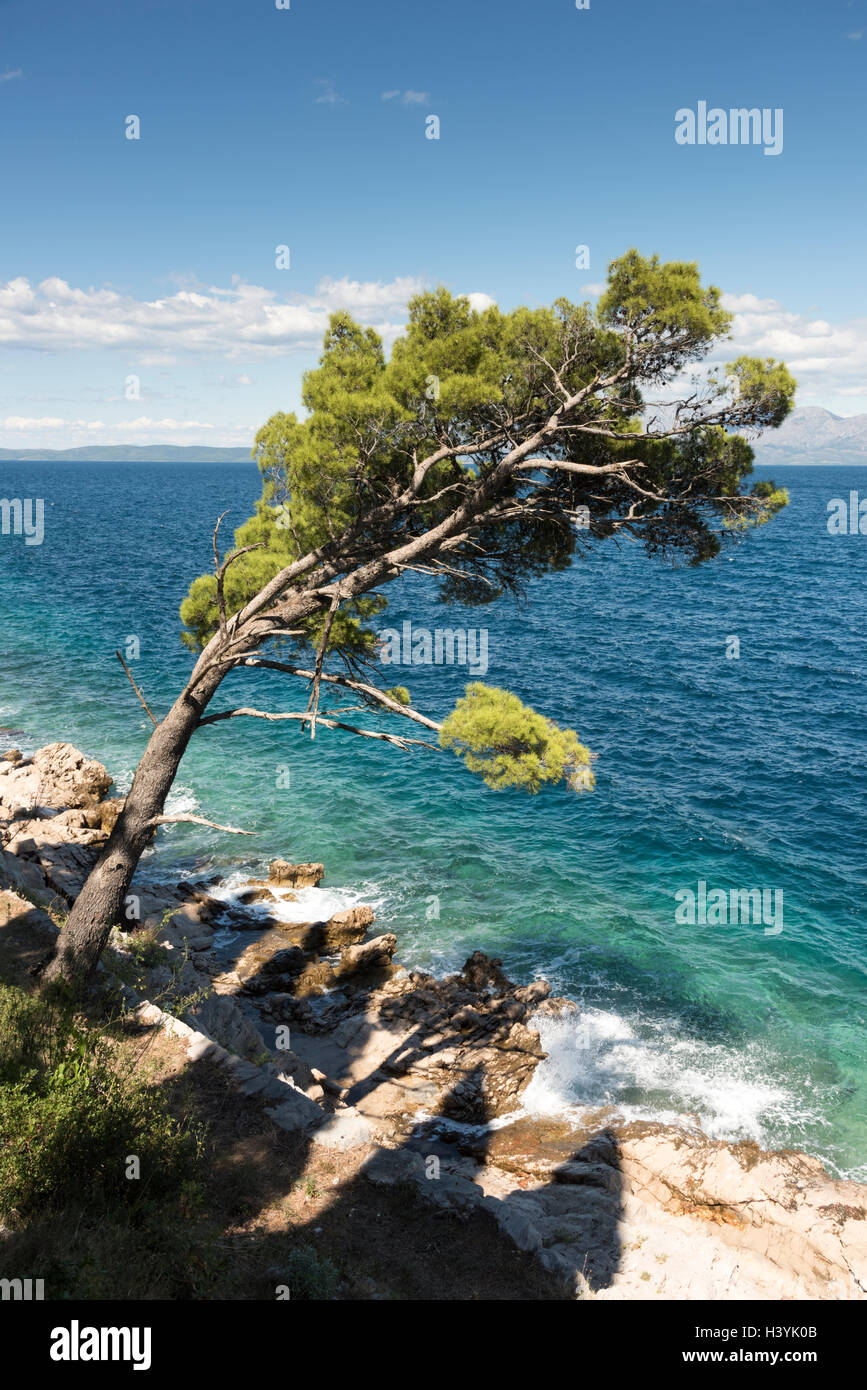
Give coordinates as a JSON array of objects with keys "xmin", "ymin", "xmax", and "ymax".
[
  {"xmin": 752, "ymin": 406, "xmax": 867, "ymax": 465},
  {"xmin": 0, "ymin": 444, "xmax": 252, "ymax": 463},
  {"xmin": 3, "ymin": 408, "xmax": 866, "ymax": 466}
]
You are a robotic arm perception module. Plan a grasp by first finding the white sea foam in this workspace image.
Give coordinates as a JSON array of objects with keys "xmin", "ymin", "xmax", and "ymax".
[
  {"xmin": 163, "ymin": 785, "xmax": 200, "ymax": 816},
  {"xmin": 521, "ymin": 1007, "xmax": 818, "ymax": 1149},
  {"xmin": 209, "ymin": 869, "xmax": 386, "ymax": 926},
  {"xmin": 111, "ymin": 770, "xmax": 200, "ymax": 819}
]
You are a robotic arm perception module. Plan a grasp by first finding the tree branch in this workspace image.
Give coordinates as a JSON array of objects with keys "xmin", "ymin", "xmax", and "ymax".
[
  {"xmin": 234, "ymin": 658, "xmax": 443, "ymax": 732},
  {"xmin": 149, "ymin": 813, "xmax": 255, "ymax": 835},
  {"xmin": 303, "ymin": 594, "xmax": 340, "ymax": 739},
  {"xmin": 197, "ymin": 706, "xmax": 441, "ymax": 751},
  {"xmin": 212, "ymin": 510, "xmax": 264, "ymax": 639},
  {"xmin": 115, "ymin": 650, "xmax": 158, "ymax": 727},
  {"xmin": 514, "ymin": 458, "xmax": 643, "ymax": 477}
]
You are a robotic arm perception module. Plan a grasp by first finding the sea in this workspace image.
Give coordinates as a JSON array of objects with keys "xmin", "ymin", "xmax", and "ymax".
[{"xmin": 1, "ymin": 459, "xmax": 865, "ymax": 1178}]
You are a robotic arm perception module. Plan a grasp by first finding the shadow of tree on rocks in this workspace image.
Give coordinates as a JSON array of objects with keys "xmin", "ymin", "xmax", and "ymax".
[
  {"xmin": 0, "ymin": 883, "xmax": 625, "ymax": 1300},
  {"xmin": 229, "ymin": 950, "xmax": 628, "ymax": 1298}
]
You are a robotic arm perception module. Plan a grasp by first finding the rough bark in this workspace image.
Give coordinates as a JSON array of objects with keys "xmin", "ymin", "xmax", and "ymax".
[{"xmin": 47, "ymin": 666, "xmax": 225, "ymax": 987}]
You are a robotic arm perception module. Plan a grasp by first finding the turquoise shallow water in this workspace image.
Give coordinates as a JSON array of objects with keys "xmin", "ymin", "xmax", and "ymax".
[{"xmin": 1, "ymin": 460, "xmax": 865, "ymax": 1176}]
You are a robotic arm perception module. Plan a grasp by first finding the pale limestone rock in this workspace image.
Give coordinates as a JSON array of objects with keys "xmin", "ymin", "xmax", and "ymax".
[
  {"xmin": 310, "ymin": 1108, "xmax": 373, "ymax": 1150},
  {"xmin": 268, "ymin": 859, "xmax": 324, "ymax": 888},
  {"xmin": 337, "ymin": 933, "xmax": 397, "ymax": 976},
  {"xmin": 0, "ymin": 743, "xmax": 111, "ymax": 818},
  {"xmin": 0, "ymin": 846, "xmax": 55, "ymax": 908}
]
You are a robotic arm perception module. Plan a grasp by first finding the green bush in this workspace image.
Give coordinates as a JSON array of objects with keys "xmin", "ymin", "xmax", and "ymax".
[
  {"xmin": 123, "ymin": 925, "xmax": 168, "ymax": 969},
  {"xmin": 283, "ymin": 1245, "xmax": 340, "ymax": 1300},
  {"xmin": 0, "ymin": 983, "xmax": 202, "ymax": 1221}
]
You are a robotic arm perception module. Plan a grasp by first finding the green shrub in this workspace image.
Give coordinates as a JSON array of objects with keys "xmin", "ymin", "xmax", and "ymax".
[
  {"xmin": 124, "ymin": 926, "xmax": 168, "ymax": 969},
  {"xmin": 282, "ymin": 1245, "xmax": 340, "ymax": 1300},
  {"xmin": 0, "ymin": 983, "xmax": 202, "ymax": 1221}
]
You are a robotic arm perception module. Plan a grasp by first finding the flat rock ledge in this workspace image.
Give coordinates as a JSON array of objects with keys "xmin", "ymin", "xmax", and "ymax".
[{"xmin": 2, "ymin": 741, "xmax": 866, "ymax": 1301}]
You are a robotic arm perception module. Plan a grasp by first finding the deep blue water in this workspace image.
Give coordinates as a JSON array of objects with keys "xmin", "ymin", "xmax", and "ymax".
[{"xmin": 1, "ymin": 460, "xmax": 865, "ymax": 1176}]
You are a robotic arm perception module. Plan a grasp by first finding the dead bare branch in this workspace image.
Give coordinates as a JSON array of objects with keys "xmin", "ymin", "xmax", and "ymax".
[
  {"xmin": 235, "ymin": 658, "xmax": 443, "ymax": 731},
  {"xmin": 115, "ymin": 650, "xmax": 158, "ymax": 728},
  {"xmin": 149, "ymin": 813, "xmax": 255, "ymax": 835},
  {"xmin": 303, "ymin": 594, "xmax": 340, "ymax": 740},
  {"xmin": 212, "ymin": 509, "xmax": 265, "ymax": 638},
  {"xmin": 197, "ymin": 706, "xmax": 441, "ymax": 751}
]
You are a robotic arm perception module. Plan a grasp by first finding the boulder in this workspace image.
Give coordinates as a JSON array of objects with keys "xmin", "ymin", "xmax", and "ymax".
[
  {"xmin": 264, "ymin": 1088, "xmax": 326, "ymax": 1133},
  {"xmin": 514, "ymin": 979, "xmax": 553, "ymax": 1008},
  {"xmin": 257, "ymin": 992, "xmax": 315, "ymax": 1026},
  {"xmin": 292, "ymin": 961, "xmax": 337, "ymax": 996},
  {"xmin": 310, "ymin": 1108, "xmax": 373, "ymax": 1150},
  {"xmin": 81, "ymin": 798, "xmax": 124, "ymax": 839},
  {"xmin": 457, "ymin": 1113, "xmax": 621, "ymax": 1180},
  {"xmin": 291, "ymin": 951, "xmax": 549, "ymax": 1124},
  {"xmin": 0, "ymin": 847, "xmax": 55, "ymax": 909},
  {"xmin": 269, "ymin": 905, "xmax": 377, "ymax": 957},
  {"xmin": 436, "ymin": 1025, "xmax": 545, "ymax": 1122},
  {"xmin": 337, "ymin": 933, "xmax": 397, "ymax": 976},
  {"xmin": 534, "ymin": 995, "xmax": 579, "ymax": 1018},
  {"xmin": 159, "ymin": 904, "xmax": 215, "ymax": 953},
  {"xmin": 273, "ymin": 1049, "xmax": 317, "ymax": 1091},
  {"xmin": 36, "ymin": 744, "xmax": 113, "ymax": 806},
  {"xmin": 0, "ymin": 887, "xmax": 60, "ymax": 982},
  {"xmin": 460, "ymin": 950, "xmax": 513, "ymax": 995},
  {"xmin": 236, "ymin": 942, "xmax": 307, "ymax": 994},
  {"xmin": 319, "ymin": 904, "xmax": 375, "ymax": 950},
  {"xmin": 0, "ymin": 744, "xmax": 111, "ymax": 816},
  {"xmin": 268, "ymin": 859, "xmax": 324, "ymax": 888},
  {"xmin": 236, "ymin": 885, "xmax": 284, "ymax": 906},
  {"xmin": 34, "ymin": 841, "xmax": 101, "ymax": 900}
]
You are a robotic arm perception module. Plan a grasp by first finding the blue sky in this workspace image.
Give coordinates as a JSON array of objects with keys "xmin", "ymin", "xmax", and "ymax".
[{"xmin": 1, "ymin": 0, "xmax": 865, "ymax": 448}]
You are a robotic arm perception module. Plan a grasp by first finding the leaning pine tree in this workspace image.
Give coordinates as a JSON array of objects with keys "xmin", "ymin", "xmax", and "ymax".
[{"xmin": 48, "ymin": 250, "xmax": 795, "ymax": 986}]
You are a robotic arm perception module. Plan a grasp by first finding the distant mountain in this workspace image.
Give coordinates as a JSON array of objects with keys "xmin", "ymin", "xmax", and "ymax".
[
  {"xmin": 3, "ymin": 413, "xmax": 864, "ymax": 466},
  {"xmin": 0, "ymin": 444, "xmax": 252, "ymax": 463},
  {"xmin": 752, "ymin": 407, "xmax": 867, "ymax": 465}
]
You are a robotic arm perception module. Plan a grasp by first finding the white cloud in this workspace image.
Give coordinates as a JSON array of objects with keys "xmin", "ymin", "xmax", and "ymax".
[
  {"xmin": 316, "ymin": 275, "xmax": 425, "ymax": 313},
  {"xmin": 0, "ymin": 272, "xmax": 507, "ymax": 448},
  {"xmin": 0, "ymin": 69, "xmax": 22, "ymax": 83},
  {"xmin": 716, "ymin": 292, "xmax": 867, "ymax": 404},
  {"xmin": 3, "ymin": 416, "xmax": 66, "ymax": 430},
  {"xmin": 381, "ymin": 89, "xmax": 429, "ymax": 104},
  {"xmin": 1, "ymin": 416, "xmax": 214, "ymax": 433},
  {"xmin": 580, "ymin": 282, "xmax": 605, "ymax": 296},
  {"xmin": 465, "ymin": 292, "xmax": 496, "ymax": 313},
  {"xmin": 137, "ymin": 352, "xmax": 178, "ymax": 367},
  {"xmin": 845, "ymin": 30, "xmax": 863, "ymax": 39},
  {"xmin": 647, "ymin": 290, "xmax": 867, "ymax": 418},
  {"xmin": 0, "ymin": 414, "xmax": 249, "ymax": 449},
  {"xmin": 0, "ymin": 273, "xmax": 429, "ymax": 359},
  {"xmin": 114, "ymin": 417, "xmax": 214, "ymax": 432},
  {"xmin": 3, "ymin": 272, "xmax": 865, "ymax": 416}
]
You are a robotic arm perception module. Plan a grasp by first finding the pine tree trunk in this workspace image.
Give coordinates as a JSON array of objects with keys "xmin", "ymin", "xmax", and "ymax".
[{"xmin": 47, "ymin": 666, "xmax": 225, "ymax": 989}]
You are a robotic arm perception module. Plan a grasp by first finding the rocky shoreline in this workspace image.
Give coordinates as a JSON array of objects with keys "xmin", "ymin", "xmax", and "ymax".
[{"xmin": 1, "ymin": 741, "xmax": 865, "ymax": 1300}]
